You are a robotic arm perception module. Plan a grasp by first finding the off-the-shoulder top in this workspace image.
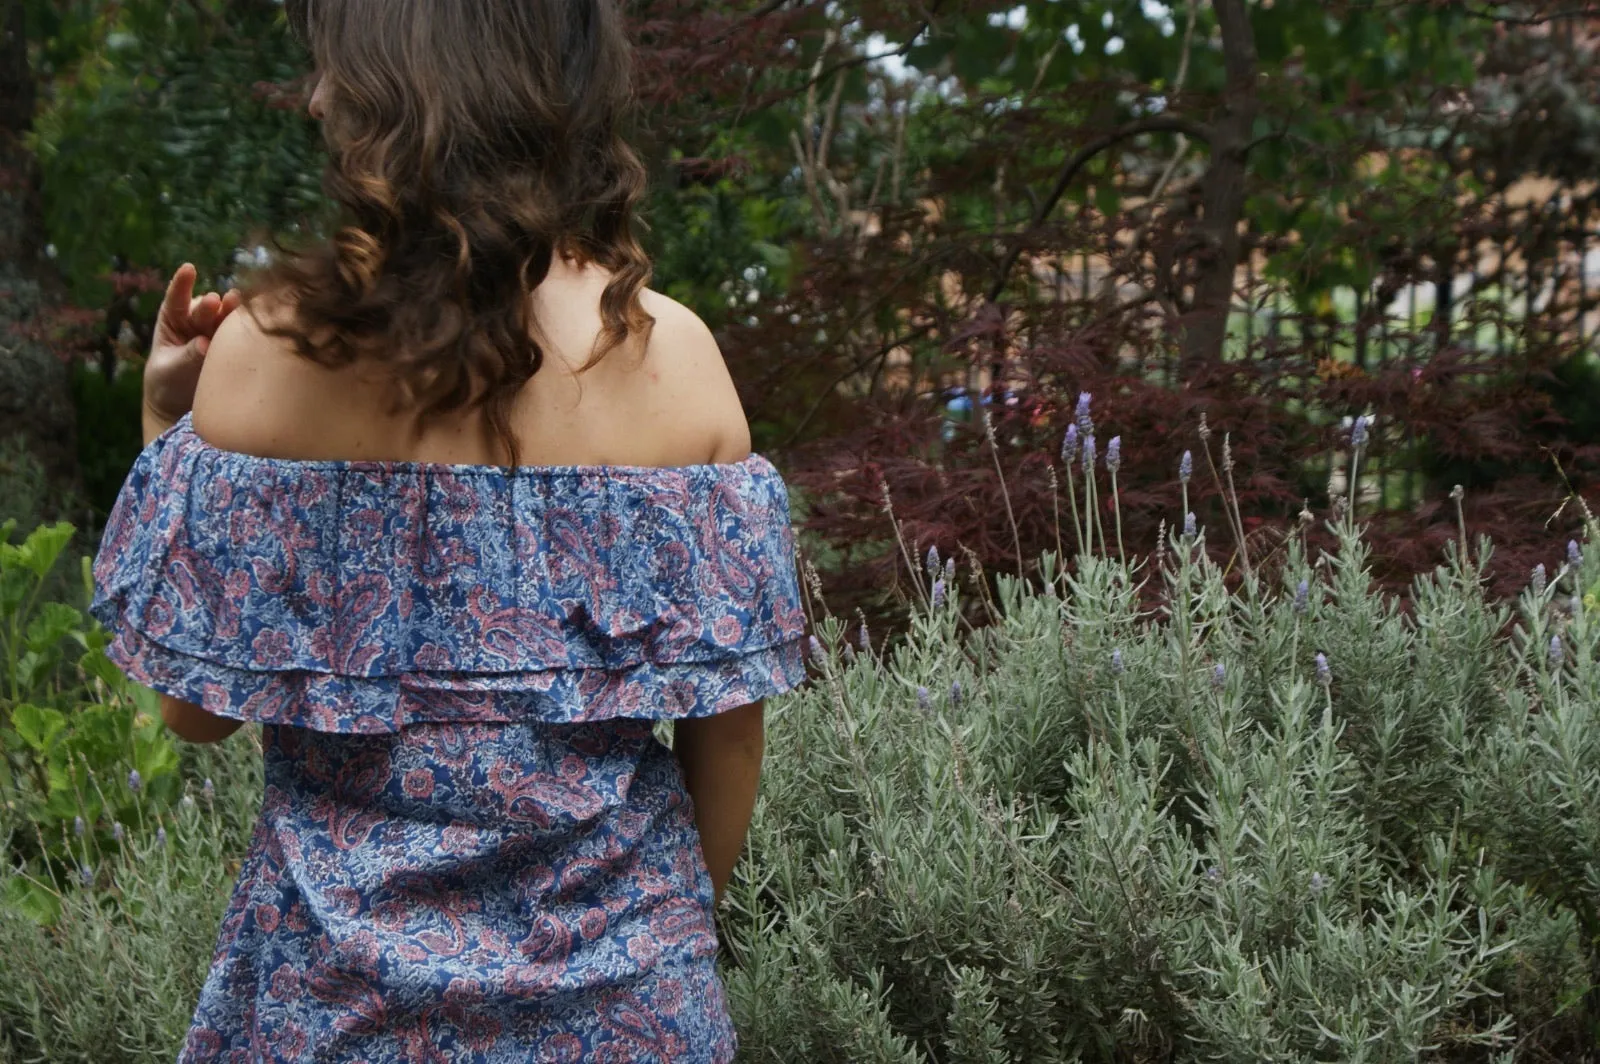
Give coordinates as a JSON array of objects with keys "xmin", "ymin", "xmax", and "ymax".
[{"xmin": 90, "ymin": 415, "xmax": 808, "ymax": 734}]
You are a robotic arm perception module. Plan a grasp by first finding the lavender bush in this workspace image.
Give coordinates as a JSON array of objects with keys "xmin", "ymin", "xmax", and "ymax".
[{"xmin": 721, "ymin": 496, "xmax": 1600, "ymax": 1059}]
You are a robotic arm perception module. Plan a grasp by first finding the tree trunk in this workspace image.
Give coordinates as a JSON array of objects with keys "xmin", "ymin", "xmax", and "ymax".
[
  {"xmin": 0, "ymin": 0, "xmax": 81, "ymax": 500},
  {"xmin": 1180, "ymin": 0, "xmax": 1259, "ymax": 375}
]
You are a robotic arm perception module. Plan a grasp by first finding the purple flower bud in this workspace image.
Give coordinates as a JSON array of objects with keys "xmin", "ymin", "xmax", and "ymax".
[
  {"xmin": 1310, "ymin": 872, "xmax": 1326, "ymax": 895},
  {"xmin": 1061, "ymin": 423, "xmax": 1079, "ymax": 465},
  {"xmin": 1183, "ymin": 512, "xmax": 1197, "ymax": 538},
  {"xmin": 1350, "ymin": 414, "xmax": 1369, "ymax": 449},
  {"xmin": 1212, "ymin": 663, "xmax": 1226, "ymax": 690},
  {"xmin": 950, "ymin": 680, "xmax": 962, "ymax": 707},
  {"xmin": 842, "ymin": 644, "xmax": 856, "ymax": 664},
  {"xmin": 127, "ymin": 769, "xmax": 142, "ymax": 793},
  {"xmin": 1569, "ymin": 540, "xmax": 1583, "ymax": 568},
  {"xmin": 1106, "ymin": 436, "xmax": 1122, "ymax": 474},
  {"xmin": 1082, "ymin": 434, "xmax": 1096, "ymax": 472},
  {"xmin": 1075, "ymin": 392, "xmax": 1094, "ymax": 437},
  {"xmin": 73, "ymin": 815, "xmax": 85, "ymax": 838},
  {"xmin": 1111, "ymin": 648, "xmax": 1125, "ymax": 676},
  {"xmin": 1549, "ymin": 635, "xmax": 1563, "ymax": 671},
  {"xmin": 1532, "ymin": 564, "xmax": 1547, "ymax": 596},
  {"xmin": 932, "ymin": 579, "xmax": 946, "ymax": 609},
  {"xmin": 202, "ymin": 778, "xmax": 215, "ymax": 801},
  {"xmin": 808, "ymin": 635, "xmax": 825, "ymax": 660},
  {"xmin": 112, "ymin": 821, "xmax": 124, "ymax": 842},
  {"xmin": 79, "ymin": 864, "xmax": 94, "ymax": 888},
  {"xmin": 157, "ymin": 827, "xmax": 168, "ymax": 845},
  {"xmin": 917, "ymin": 686, "xmax": 931, "ymax": 711},
  {"xmin": 1179, "ymin": 450, "xmax": 1192, "ymax": 484},
  {"xmin": 1204, "ymin": 865, "xmax": 1222, "ymax": 883},
  {"xmin": 944, "ymin": 557, "xmax": 955, "ymax": 583},
  {"xmin": 926, "ymin": 544, "xmax": 940, "ymax": 577},
  {"xmin": 1315, "ymin": 652, "xmax": 1331, "ymax": 686},
  {"xmin": 1293, "ymin": 579, "xmax": 1310, "ymax": 616},
  {"xmin": 858, "ymin": 624, "xmax": 871, "ymax": 653}
]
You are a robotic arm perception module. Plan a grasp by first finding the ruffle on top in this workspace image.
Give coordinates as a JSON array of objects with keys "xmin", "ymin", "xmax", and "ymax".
[{"xmin": 90, "ymin": 415, "xmax": 808, "ymax": 734}]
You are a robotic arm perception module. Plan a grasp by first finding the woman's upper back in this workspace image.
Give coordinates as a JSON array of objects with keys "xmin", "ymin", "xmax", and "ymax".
[{"xmin": 192, "ymin": 256, "xmax": 752, "ymax": 471}]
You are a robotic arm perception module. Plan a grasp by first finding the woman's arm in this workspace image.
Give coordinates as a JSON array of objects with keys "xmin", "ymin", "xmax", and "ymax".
[
  {"xmin": 672, "ymin": 700, "xmax": 765, "ymax": 906},
  {"xmin": 161, "ymin": 695, "xmax": 244, "ymax": 743},
  {"xmin": 140, "ymin": 265, "xmax": 245, "ymax": 739}
]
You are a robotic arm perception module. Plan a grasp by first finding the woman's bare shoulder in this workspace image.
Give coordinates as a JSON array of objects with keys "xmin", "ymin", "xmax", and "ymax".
[
  {"xmin": 191, "ymin": 295, "xmax": 371, "ymax": 459},
  {"xmin": 631, "ymin": 289, "xmax": 752, "ymax": 464}
]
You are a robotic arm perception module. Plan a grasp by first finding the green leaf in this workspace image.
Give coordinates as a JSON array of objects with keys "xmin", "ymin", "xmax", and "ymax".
[
  {"xmin": 3, "ymin": 876, "xmax": 63, "ymax": 926},
  {"xmin": 19, "ymin": 522, "xmax": 76, "ymax": 580},
  {"xmin": 12, "ymin": 703, "xmax": 68, "ymax": 751},
  {"xmin": 27, "ymin": 602, "xmax": 85, "ymax": 654}
]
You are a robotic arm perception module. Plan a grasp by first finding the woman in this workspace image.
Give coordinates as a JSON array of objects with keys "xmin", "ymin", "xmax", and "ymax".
[{"xmin": 90, "ymin": 1, "xmax": 807, "ymax": 1060}]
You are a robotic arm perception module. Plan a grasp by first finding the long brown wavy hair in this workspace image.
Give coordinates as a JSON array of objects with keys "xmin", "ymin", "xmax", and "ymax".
[{"xmin": 250, "ymin": 0, "xmax": 654, "ymax": 465}]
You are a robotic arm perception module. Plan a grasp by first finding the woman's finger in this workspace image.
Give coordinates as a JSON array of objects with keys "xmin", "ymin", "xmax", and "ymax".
[
  {"xmin": 161, "ymin": 264, "xmax": 199, "ymax": 333},
  {"xmin": 191, "ymin": 292, "xmax": 223, "ymax": 336}
]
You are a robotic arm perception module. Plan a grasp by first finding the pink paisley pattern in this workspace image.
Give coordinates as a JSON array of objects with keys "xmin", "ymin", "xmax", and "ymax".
[
  {"xmin": 91, "ymin": 415, "xmax": 808, "ymax": 733},
  {"xmin": 90, "ymin": 418, "xmax": 810, "ymax": 1062}
]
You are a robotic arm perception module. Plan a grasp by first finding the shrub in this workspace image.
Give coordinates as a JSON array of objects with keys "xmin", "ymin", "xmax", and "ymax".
[
  {"xmin": 721, "ymin": 510, "xmax": 1600, "ymax": 1060},
  {"xmin": 0, "ymin": 738, "xmax": 261, "ymax": 1063},
  {"xmin": 0, "ymin": 521, "xmax": 183, "ymax": 920}
]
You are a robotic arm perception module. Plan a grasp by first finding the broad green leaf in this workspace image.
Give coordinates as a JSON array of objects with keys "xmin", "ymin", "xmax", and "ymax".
[{"xmin": 12, "ymin": 703, "xmax": 68, "ymax": 752}]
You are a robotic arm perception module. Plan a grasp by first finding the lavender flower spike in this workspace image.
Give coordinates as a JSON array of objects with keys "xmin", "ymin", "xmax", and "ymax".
[
  {"xmin": 1184, "ymin": 512, "xmax": 1197, "ymax": 538},
  {"xmin": 1569, "ymin": 540, "xmax": 1583, "ymax": 568},
  {"xmin": 950, "ymin": 680, "xmax": 963, "ymax": 707},
  {"xmin": 127, "ymin": 769, "xmax": 141, "ymax": 793},
  {"xmin": 1106, "ymin": 436, "xmax": 1122, "ymax": 474},
  {"xmin": 112, "ymin": 821, "xmax": 124, "ymax": 842},
  {"xmin": 858, "ymin": 623, "xmax": 871, "ymax": 653},
  {"xmin": 1315, "ymin": 652, "xmax": 1331, "ymax": 686},
  {"xmin": 926, "ymin": 544, "xmax": 941, "ymax": 577},
  {"xmin": 73, "ymin": 815, "xmax": 85, "ymax": 838},
  {"xmin": 931, "ymin": 579, "xmax": 947, "ymax": 609},
  {"xmin": 917, "ymin": 686, "xmax": 931, "ymax": 711},
  {"xmin": 1533, "ymin": 564, "xmax": 1547, "ymax": 596},
  {"xmin": 1351, "ymin": 414, "xmax": 1370, "ymax": 449},
  {"xmin": 1061, "ymin": 423, "xmax": 1079, "ymax": 465},
  {"xmin": 944, "ymin": 556, "xmax": 956, "ymax": 583},
  {"xmin": 1075, "ymin": 392, "xmax": 1094, "ymax": 437},
  {"xmin": 808, "ymin": 635, "xmax": 825, "ymax": 660},
  {"xmin": 1179, "ymin": 450, "xmax": 1193, "ymax": 484},
  {"xmin": 1549, "ymin": 635, "xmax": 1564, "ymax": 671},
  {"xmin": 79, "ymin": 864, "xmax": 94, "ymax": 888},
  {"xmin": 1293, "ymin": 579, "xmax": 1310, "ymax": 616},
  {"xmin": 1111, "ymin": 648, "xmax": 1125, "ymax": 675},
  {"xmin": 1082, "ymin": 434, "xmax": 1097, "ymax": 472},
  {"xmin": 157, "ymin": 827, "xmax": 168, "ymax": 845},
  {"xmin": 1212, "ymin": 662, "xmax": 1226, "ymax": 690}
]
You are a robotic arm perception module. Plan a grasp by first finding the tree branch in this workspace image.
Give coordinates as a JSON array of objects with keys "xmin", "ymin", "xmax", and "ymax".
[{"xmin": 987, "ymin": 116, "xmax": 1212, "ymax": 303}]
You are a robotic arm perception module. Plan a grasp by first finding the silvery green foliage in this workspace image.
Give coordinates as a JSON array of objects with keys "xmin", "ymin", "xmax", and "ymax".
[
  {"xmin": 0, "ymin": 738, "xmax": 261, "ymax": 1063},
  {"xmin": 723, "ymin": 521, "xmax": 1598, "ymax": 1061}
]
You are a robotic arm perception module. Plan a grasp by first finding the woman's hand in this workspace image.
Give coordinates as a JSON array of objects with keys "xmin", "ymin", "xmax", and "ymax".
[{"xmin": 143, "ymin": 263, "xmax": 242, "ymax": 444}]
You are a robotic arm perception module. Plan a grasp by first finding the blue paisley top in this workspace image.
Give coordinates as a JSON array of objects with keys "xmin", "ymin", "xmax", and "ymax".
[
  {"xmin": 89, "ymin": 416, "xmax": 809, "ymax": 1064},
  {"xmin": 91, "ymin": 414, "xmax": 808, "ymax": 733}
]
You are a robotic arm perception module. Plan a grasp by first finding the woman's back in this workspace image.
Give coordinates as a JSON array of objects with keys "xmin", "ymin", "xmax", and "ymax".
[{"xmin": 193, "ymin": 256, "xmax": 753, "ymax": 472}]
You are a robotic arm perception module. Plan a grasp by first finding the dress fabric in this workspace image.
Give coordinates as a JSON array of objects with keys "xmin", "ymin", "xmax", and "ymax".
[{"xmin": 91, "ymin": 415, "xmax": 808, "ymax": 1063}]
